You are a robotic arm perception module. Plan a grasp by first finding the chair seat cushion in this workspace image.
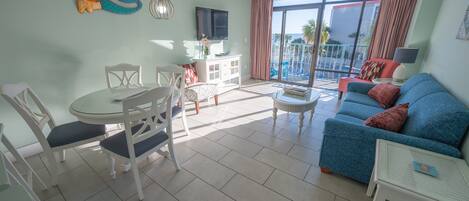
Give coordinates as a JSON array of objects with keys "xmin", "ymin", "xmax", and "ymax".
[
  {"xmin": 343, "ymin": 92, "xmax": 381, "ymax": 108},
  {"xmin": 47, "ymin": 121, "xmax": 105, "ymax": 148},
  {"xmin": 338, "ymin": 77, "xmax": 371, "ymax": 93},
  {"xmin": 100, "ymin": 124, "xmax": 169, "ymax": 158}
]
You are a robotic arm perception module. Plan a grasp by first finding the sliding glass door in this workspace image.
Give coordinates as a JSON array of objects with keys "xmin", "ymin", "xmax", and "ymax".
[{"xmin": 271, "ymin": 0, "xmax": 381, "ymax": 89}]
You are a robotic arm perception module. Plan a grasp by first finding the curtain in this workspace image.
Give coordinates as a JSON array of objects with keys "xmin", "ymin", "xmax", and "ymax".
[
  {"xmin": 368, "ymin": 0, "xmax": 417, "ymax": 59},
  {"xmin": 250, "ymin": 0, "xmax": 273, "ymax": 80}
]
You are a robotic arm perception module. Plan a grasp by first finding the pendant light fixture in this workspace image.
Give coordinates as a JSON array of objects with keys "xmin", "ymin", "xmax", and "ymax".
[{"xmin": 149, "ymin": 0, "xmax": 175, "ymax": 19}]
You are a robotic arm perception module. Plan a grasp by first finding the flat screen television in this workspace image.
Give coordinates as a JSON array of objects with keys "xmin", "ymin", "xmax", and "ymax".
[{"xmin": 196, "ymin": 7, "xmax": 228, "ymax": 40}]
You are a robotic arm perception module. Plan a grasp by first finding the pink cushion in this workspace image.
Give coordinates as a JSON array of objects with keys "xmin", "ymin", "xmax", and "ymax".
[
  {"xmin": 357, "ymin": 61, "xmax": 386, "ymax": 81},
  {"xmin": 180, "ymin": 63, "xmax": 198, "ymax": 85},
  {"xmin": 364, "ymin": 103, "xmax": 409, "ymax": 132},
  {"xmin": 368, "ymin": 83, "xmax": 400, "ymax": 108}
]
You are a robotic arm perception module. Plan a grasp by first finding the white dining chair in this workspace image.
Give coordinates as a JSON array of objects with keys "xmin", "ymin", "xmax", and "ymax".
[
  {"xmin": 0, "ymin": 124, "xmax": 41, "ymax": 201},
  {"xmin": 99, "ymin": 87, "xmax": 180, "ymax": 200},
  {"xmin": 156, "ymin": 65, "xmax": 191, "ymax": 135},
  {"xmin": 1, "ymin": 83, "xmax": 106, "ymax": 185},
  {"xmin": 105, "ymin": 63, "xmax": 142, "ymax": 88}
]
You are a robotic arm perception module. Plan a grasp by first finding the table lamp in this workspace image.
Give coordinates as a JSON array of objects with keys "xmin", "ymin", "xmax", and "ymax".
[{"xmin": 392, "ymin": 48, "xmax": 419, "ymax": 82}]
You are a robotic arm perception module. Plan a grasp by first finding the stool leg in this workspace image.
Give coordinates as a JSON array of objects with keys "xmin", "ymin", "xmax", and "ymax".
[
  {"xmin": 214, "ymin": 95, "xmax": 219, "ymax": 105},
  {"xmin": 195, "ymin": 101, "xmax": 200, "ymax": 114}
]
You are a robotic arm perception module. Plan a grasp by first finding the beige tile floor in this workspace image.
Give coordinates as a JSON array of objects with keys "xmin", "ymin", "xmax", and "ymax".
[{"xmin": 17, "ymin": 80, "xmax": 372, "ymax": 201}]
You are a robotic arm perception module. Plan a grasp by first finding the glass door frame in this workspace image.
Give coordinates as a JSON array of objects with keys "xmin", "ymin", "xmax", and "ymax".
[{"xmin": 272, "ymin": 0, "xmax": 371, "ymax": 87}]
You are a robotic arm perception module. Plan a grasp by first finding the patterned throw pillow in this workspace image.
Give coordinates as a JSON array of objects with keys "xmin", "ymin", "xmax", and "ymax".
[
  {"xmin": 180, "ymin": 63, "xmax": 198, "ymax": 85},
  {"xmin": 364, "ymin": 103, "xmax": 409, "ymax": 132},
  {"xmin": 357, "ymin": 61, "xmax": 386, "ymax": 81},
  {"xmin": 368, "ymin": 83, "xmax": 400, "ymax": 108}
]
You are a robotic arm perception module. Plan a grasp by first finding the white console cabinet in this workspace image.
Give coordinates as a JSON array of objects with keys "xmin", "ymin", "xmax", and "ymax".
[{"xmin": 194, "ymin": 55, "xmax": 242, "ymax": 94}]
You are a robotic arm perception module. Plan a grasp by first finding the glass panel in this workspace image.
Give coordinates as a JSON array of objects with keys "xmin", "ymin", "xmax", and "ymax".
[
  {"xmin": 271, "ymin": 11, "xmax": 283, "ymax": 80},
  {"xmin": 314, "ymin": 2, "xmax": 362, "ymax": 87},
  {"xmin": 313, "ymin": 71, "xmax": 348, "ymax": 90},
  {"xmin": 274, "ymin": 0, "xmax": 322, "ymax": 7},
  {"xmin": 281, "ymin": 8, "xmax": 318, "ymax": 85},
  {"xmin": 352, "ymin": 0, "xmax": 381, "ymax": 74}
]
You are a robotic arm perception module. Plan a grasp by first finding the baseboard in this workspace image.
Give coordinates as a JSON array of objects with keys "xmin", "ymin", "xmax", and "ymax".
[{"xmin": 4, "ymin": 142, "xmax": 43, "ymax": 162}]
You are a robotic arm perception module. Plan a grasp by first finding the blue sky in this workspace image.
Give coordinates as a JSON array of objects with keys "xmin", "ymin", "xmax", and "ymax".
[{"xmin": 272, "ymin": 5, "xmax": 334, "ymax": 34}]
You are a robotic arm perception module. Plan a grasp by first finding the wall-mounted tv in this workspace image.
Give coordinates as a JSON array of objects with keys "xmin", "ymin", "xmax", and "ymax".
[{"xmin": 196, "ymin": 7, "xmax": 228, "ymax": 40}]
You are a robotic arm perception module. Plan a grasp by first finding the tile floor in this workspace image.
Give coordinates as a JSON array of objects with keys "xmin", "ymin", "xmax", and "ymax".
[{"xmin": 17, "ymin": 81, "xmax": 372, "ymax": 201}]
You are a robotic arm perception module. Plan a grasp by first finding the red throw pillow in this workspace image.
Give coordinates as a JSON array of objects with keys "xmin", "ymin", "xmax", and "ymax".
[
  {"xmin": 357, "ymin": 61, "xmax": 386, "ymax": 81},
  {"xmin": 364, "ymin": 103, "xmax": 409, "ymax": 132},
  {"xmin": 180, "ymin": 63, "xmax": 198, "ymax": 85},
  {"xmin": 368, "ymin": 83, "xmax": 400, "ymax": 108}
]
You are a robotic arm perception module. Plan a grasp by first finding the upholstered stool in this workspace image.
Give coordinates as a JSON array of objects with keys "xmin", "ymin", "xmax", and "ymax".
[{"xmin": 184, "ymin": 83, "xmax": 218, "ymax": 114}]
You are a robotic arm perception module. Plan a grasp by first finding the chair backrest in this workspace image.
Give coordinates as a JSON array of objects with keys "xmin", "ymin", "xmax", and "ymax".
[
  {"xmin": 156, "ymin": 65, "xmax": 185, "ymax": 102},
  {"xmin": 122, "ymin": 87, "xmax": 174, "ymax": 159},
  {"xmin": 105, "ymin": 63, "xmax": 142, "ymax": 88},
  {"xmin": 0, "ymin": 124, "xmax": 10, "ymax": 190},
  {"xmin": 0, "ymin": 83, "xmax": 55, "ymax": 150}
]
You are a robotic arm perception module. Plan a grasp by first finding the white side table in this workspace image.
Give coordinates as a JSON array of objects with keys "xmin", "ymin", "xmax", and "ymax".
[
  {"xmin": 272, "ymin": 89, "xmax": 320, "ymax": 135},
  {"xmin": 367, "ymin": 140, "xmax": 469, "ymax": 201}
]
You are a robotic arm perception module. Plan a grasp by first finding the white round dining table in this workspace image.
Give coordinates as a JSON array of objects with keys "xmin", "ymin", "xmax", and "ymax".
[{"xmin": 69, "ymin": 84, "xmax": 170, "ymax": 125}]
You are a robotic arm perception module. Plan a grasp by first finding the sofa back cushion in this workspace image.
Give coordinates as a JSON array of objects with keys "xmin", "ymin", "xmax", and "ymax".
[
  {"xmin": 400, "ymin": 73, "xmax": 433, "ymax": 94},
  {"xmin": 396, "ymin": 79, "xmax": 447, "ymax": 105},
  {"xmin": 402, "ymin": 92, "xmax": 469, "ymax": 147}
]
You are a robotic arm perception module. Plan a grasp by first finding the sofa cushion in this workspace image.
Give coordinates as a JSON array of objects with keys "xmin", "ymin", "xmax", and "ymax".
[
  {"xmin": 335, "ymin": 114, "xmax": 364, "ymax": 125},
  {"xmin": 368, "ymin": 83, "xmax": 400, "ymax": 108},
  {"xmin": 357, "ymin": 60, "xmax": 386, "ymax": 81},
  {"xmin": 396, "ymin": 79, "xmax": 446, "ymax": 106},
  {"xmin": 337, "ymin": 102, "xmax": 385, "ymax": 120},
  {"xmin": 402, "ymin": 92, "xmax": 469, "ymax": 147},
  {"xmin": 180, "ymin": 63, "xmax": 198, "ymax": 85},
  {"xmin": 400, "ymin": 73, "xmax": 433, "ymax": 94},
  {"xmin": 344, "ymin": 92, "xmax": 381, "ymax": 108},
  {"xmin": 364, "ymin": 103, "xmax": 409, "ymax": 132}
]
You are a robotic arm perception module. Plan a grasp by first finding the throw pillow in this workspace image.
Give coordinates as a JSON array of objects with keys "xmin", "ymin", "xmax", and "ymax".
[
  {"xmin": 368, "ymin": 83, "xmax": 400, "ymax": 108},
  {"xmin": 364, "ymin": 103, "xmax": 409, "ymax": 132},
  {"xmin": 357, "ymin": 61, "xmax": 386, "ymax": 81},
  {"xmin": 180, "ymin": 63, "xmax": 198, "ymax": 85}
]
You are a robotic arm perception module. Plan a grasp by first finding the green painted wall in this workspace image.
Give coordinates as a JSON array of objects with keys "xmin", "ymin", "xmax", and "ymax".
[
  {"xmin": 0, "ymin": 0, "xmax": 251, "ymax": 148},
  {"xmin": 405, "ymin": 0, "xmax": 443, "ymax": 75},
  {"xmin": 420, "ymin": 0, "xmax": 469, "ymax": 107}
]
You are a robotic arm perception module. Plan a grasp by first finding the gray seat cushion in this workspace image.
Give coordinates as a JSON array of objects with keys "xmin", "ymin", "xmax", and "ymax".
[
  {"xmin": 100, "ymin": 124, "xmax": 169, "ymax": 158},
  {"xmin": 343, "ymin": 92, "xmax": 381, "ymax": 108},
  {"xmin": 47, "ymin": 121, "xmax": 105, "ymax": 148}
]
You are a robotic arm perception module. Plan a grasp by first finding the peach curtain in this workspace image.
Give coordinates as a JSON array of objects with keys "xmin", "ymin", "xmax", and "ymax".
[
  {"xmin": 368, "ymin": 0, "xmax": 417, "ymax": 59},
  {"xmin": 250, "ymin": 0, "xmax": 273, "ymax": 80}
]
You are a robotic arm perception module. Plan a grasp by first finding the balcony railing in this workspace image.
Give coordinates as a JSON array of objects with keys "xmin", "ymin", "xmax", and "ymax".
[{"xmin": 270, "ymin": 42, "xmax": 369, "ymax": 89}]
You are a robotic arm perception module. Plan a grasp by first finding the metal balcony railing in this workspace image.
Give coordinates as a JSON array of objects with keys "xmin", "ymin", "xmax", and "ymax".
[{"xmin": 270, "ymin": 42, "xmax": 369, "ymax": 89}]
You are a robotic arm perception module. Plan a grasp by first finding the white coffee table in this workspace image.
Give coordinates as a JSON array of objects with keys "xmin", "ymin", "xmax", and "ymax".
[
  {"xmin": 272, "ymin": 89, "xmax": 320, "ymax": 135},
  {"xmin": 367, "ymin": 139, "xmax": 469, "ymax": 201}
]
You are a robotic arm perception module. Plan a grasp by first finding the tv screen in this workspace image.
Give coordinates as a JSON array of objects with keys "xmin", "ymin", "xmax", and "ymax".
[{"xmin": 196, "ymin": 7, "xmax": 228, "ymax": 40}]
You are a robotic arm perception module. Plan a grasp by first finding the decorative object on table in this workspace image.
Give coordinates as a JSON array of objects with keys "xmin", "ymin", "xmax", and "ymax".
[
  {"xmin": 412, "ymin": 161, "xmax": 439, "ymax": 177},
  {"xmin": 1, "ymin": 83, "xmax": 106, "ymax": 186},
  {"xmin": 368, "ymin": 83, "xmax": 401, "ymax": 108},
  {"xmin": 456, "ymin": 6, "xmax": 469, "ymax": 40},
  {"xmin": 392, "ymin": 47, "xmax": 419, "ymax": 82},
  {"xmin": 272, "ymin": 89, "xmax": 320, "ymax": 135},
  {"xmin": 76, "ymin": 0, "xmax": 142, "ymax": 14},
  {"xmin": 200, "ymin": 35, "xmax": 210, "ymax": 58},
  {"xmin": 364, "ymin": 103, "xmax": 409, "ymax": 132},
  {"xmin": 149, "ymin": 0, "xmax": 175, "ymax": 19},
  {"xmin": 283, "ymin": 85, "xmax": 309, "ymax": 97}
]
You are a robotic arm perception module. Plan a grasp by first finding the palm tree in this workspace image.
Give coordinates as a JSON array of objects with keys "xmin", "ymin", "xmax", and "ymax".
[{"xmin": 302, "ymin": 19, "xmax": 330, "ymax": 45}]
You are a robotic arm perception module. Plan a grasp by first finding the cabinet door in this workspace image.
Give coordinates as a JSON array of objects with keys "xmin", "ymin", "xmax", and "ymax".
[
  {"xmin": 208, "ymin": 63, "xmax": 221, "ymax": 81},
  {"xmin": 230, "ymin": 59, "xmax": 240, "ymax": 75}
]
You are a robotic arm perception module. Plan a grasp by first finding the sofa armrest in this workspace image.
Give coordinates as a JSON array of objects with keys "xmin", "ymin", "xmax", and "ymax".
[
  {"xmin": 324, "ymin": 118, "xmax": 462, "ymax": 158},
  {"xmin": 347, "ymin": 82, "xmax": 376, "ymax": 94}
]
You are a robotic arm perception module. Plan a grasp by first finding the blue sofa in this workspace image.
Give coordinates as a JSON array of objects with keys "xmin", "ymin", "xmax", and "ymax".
[{"xmin": 319, "ymin": 73, "xmax": 469, "ymax": 183}]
